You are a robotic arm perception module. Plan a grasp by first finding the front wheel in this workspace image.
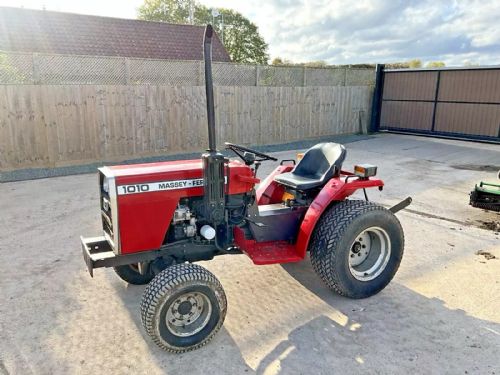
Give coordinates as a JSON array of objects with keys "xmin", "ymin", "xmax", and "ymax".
[
  {"xmin": 113, "ymin": 263, "xmax": 154, "ymax": 285},
  {"xmin": 140, "ymin": 263, "xmax": 227, "ymax": 353},
  {"xmin": 309, "ymin": 200, "xmax": 404, "ymax": 299}
]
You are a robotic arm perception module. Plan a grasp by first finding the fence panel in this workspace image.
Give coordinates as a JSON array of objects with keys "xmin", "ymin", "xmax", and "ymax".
[
  {"xmin": 212, "ymin": 62, "xmax": 257, "ymax": 86},
  {"xmin": 0, "ymin": 85, "xmax": 373, "ymax": 170},
  {"xmin": 257, "ymin": 65, "xmax": 304, "ymax": 86},
  {"xmin": 379, "ymin": 66, "xmax": 500, "ymax": 142},
  {"xmin": 36, "ymin": 54, "xmax": 127, "ymax": 84},
  {"xmin": 129, "ymin": 59, "xmax": 200, "ymax": 85},
  {"xmin": 0, "ymin": 52, "xmax": 34, "ymax": 83},
  {"xmin": 305, "ymin": 68, "xmax": 345, "ymax": 86},
  {"xmin": 0, "ymin": 51, "xmax": 375, "ymax": 87}
]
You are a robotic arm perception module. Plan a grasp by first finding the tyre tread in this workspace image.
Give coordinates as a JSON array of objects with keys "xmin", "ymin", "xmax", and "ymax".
[
  {"xmin": 309, "ymin": 199, "xmax": 404, "ymax": 298},
  {"xmin": 140, "ymin": 263, "xmax": 227, "ymax": 353}
]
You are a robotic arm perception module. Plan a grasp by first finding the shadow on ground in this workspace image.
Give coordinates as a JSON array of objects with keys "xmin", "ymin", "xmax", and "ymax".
[
  {"xmin": 256, "ymin": 260, "xmax": 500, "ymax": 375},
  {"xmin": 95, "ymin": 259, "xmax": 500, "ymax": 375}
]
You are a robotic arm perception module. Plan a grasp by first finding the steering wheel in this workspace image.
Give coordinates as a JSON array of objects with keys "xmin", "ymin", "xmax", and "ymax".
[{"xmin": 225, "ymin": 142, "xmax": 278, "ymax": 163}]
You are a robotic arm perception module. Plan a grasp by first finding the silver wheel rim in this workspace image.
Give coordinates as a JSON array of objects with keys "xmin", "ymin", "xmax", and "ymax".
[
  {"xmin": 348, "ymin": 226, "xmax": 391, "ymax": 281},
  {"xmin": 165, "ymin": 292, "xmax": 212, "ymax": 337}
]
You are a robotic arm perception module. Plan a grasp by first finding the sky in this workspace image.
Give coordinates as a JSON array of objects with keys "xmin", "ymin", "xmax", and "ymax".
[{"xmin": 0, "ymin": 0, "xmax": 499, "ymax": 66}]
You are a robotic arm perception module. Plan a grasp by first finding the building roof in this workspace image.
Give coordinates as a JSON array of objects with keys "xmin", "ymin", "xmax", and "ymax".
[{"xmin": 0, "ymin": 7, "xmax": 231, "ymax": 62}]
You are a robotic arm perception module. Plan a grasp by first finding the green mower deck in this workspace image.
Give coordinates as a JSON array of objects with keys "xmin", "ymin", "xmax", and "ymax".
[{"xmin": 470, "ymin": 181, "xmax": 500, "ymax": 212}]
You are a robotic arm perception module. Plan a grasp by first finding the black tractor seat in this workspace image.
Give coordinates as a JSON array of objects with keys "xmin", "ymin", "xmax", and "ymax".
[{"xmin": 274, "ymin": 142, "xmax": 346, "ymax": 190}]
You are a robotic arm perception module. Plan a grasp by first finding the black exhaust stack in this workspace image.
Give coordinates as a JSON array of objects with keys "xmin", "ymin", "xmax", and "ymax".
[
  {"xmin": 204, "ymin": 25, "xmax": 217, "ymax": 152},
  {"xmin": 202, "ymin": 25, "xmax": 226, "ymax": 227}
]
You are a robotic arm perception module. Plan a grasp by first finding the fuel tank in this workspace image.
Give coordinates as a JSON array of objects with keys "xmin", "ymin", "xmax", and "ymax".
[{"xmin": 100, "ymin": 159, "xmax": 255, "ymax": 254}]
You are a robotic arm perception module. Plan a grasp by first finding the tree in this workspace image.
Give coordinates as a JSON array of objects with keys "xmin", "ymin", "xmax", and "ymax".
[
  {"xmin": 426, "ymin": 61, "xmax": 445, "ymax": 68},
  {"xmin": 407, "ymin": 59, "xmax": 422, "ymax": 68},
  {"xmin": 303, "ymin": 60, "xmax": 327, "ymax": 68},
  {"xmin": 271, "ymin": 57, "xmax": 284, "ymax": 65},
  {"xmin": 271, "ymin": 57, "xmax": 293, "ymax": 66},
  {"xmin": 271, "ymin": 57, "xmax": 327, "ymax": 67},
  {"xmin": 138, "ymin": 0, "xmax": 269, "ymax": 64}
]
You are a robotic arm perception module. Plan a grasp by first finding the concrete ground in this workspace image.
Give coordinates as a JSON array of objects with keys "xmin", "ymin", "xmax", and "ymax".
[{"xmin": 0, "ymin": 133, "xmax": 499, "ymax": 375}]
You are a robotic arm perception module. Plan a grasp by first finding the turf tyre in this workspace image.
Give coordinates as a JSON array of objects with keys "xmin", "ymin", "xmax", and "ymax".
[
  {"xmin": 309, "ymin": 200, "xmax": 404, "ymax": 299},
  {"xmin": 140, "ymin": 263, "xmax": 227, "ymax": 353}
]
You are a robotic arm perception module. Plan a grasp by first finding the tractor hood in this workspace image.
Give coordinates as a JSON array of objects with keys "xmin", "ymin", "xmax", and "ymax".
[
  {"xmin": 99, "ymin": 159, "xmax": 256, "ymax": 191},
  {"xmin": 103, "ymin": 159, "xmax": 204, "ymax": 183},
  {"xmin": 97, "ymin": 158, "xmax": 257, "ymax": 254}
]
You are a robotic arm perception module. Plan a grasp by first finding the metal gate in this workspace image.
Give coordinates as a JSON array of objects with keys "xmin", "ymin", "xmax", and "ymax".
[{"xmin": 372, "ymin": 65, "xmax": 500, "ymax": 143}]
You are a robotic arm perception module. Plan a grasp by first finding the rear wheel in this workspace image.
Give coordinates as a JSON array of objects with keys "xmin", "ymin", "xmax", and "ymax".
[
  {"xmin": 113, "ymin": 263, "xmax": 154, "ymax": 285},
  {"xmin": 309, "ymin": 200, "xmax": 404, "ymax": 298},
  {"xmin": 140, "ymin": 263, "xmax": 227, "ymax": 353}
]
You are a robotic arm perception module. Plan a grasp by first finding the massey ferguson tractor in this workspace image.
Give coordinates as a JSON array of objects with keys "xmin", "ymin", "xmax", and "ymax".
[{"xmin": 81, "ymin": 25, "xmax": 411, "ymax": 353}]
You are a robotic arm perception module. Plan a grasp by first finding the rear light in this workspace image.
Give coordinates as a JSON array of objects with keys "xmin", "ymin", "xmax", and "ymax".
[
  {"xmin": 354, "ymin": 164, "xmax": 377, "ymax": 178},
  {"xmin": 282, "ymin": 191, "xmax": 294, "ymax": 203}
]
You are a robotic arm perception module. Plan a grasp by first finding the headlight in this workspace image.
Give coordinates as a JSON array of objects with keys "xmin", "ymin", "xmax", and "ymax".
[{"xmin": 103, "ymin": 177, "xmax": 109, "ymax": 193}]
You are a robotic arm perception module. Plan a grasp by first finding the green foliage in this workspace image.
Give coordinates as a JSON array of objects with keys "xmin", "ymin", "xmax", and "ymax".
[
  {"xmin": 303, "ymin": 60, "xmax": 327, "ymax": 68},
  {"xmin": 138, "ymin": 0, "xmax": 269, "ymax": 64},
  {"xmin": 407, "ymin": 59, "xmax": 422, "ymax": 68},
  {"xmin": 271, "ymin": 57, "xmax": 283, "ymax": 65},
  {"xmin": 271, "ymin": 57, "xmax": 293, "ymax": 66},
  {"xmin": 271, "ymin": 57, "xmax": 328, "ymax": 68},
  {"xmin": 385, "ymin": 62, "xmax": 410, "ymax": 69},
  {"xmin": 138, "ymin": 0, "xmax": 195, "ymax": 22},
  {"xmin": 426, "ymin": 61, "xmax": 445, "ymax": 68}
]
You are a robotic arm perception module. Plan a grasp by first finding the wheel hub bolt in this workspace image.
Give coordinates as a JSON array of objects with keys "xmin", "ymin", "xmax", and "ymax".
[{"xmin": 352, "ymin": 242, "xmax": 361, "ymax": 253}]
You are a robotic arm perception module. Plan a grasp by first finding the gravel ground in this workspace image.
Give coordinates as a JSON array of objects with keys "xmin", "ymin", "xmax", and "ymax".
[{"xmin": 0, "ymin": 133, "xmax": 499, "ymax": 375}]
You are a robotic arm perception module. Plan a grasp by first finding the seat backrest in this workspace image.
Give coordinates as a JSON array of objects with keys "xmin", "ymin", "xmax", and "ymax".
[{"xmin": 293, "ymin": 142, "xmax": 346, "ymax": 181}]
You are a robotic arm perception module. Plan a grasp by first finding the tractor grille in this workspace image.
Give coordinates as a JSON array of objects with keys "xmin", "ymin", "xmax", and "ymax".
[{"xmin": 99, "ymin": 172, "xmax": 114, "ymax": 240}]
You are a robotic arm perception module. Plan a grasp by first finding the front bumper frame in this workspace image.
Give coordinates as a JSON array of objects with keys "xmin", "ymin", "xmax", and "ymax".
[
  {"xmin": 81, "ymin": 236, "xmax": 216, "ymax": 277},
  {"xmin": 81, "ymin": 236, "xmax": 116, "ymax": 277},
  {"xmin": 81, "ymin": 236, "xmax": 163, "ymax": 277}
]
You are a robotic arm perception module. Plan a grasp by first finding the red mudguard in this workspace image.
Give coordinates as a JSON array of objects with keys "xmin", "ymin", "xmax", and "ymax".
[{"xmin": 295, "ymin": 175, "xmax": 384, "ymax": 258}]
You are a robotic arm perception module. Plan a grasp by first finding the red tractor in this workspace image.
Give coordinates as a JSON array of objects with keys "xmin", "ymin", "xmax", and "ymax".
[{"xmin": 81, "ymin": 25, "xmax": 411, "ymax": 353}]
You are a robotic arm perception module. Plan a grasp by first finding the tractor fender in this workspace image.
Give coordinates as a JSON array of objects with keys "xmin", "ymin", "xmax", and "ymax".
[
  {"xmin": 295, "ymin": 177, "xmax": 384, "ymax": 258},
  {"xmin": 256, "ymin": 165, "xmax": 294, "ymax": 205}
]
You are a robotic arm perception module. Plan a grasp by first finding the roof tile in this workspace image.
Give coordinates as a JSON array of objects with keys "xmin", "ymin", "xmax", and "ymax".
[{"xmin": 0, "ymin": 7, "xmax": 231, "ymax": 62}]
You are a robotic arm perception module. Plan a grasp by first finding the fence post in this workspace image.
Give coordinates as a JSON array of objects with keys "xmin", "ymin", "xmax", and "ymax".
[
  {"xmin": 32, "ymin": 53, "xmax": 40, "ymax": 84},
  {"xmin": 124, "ymin": 58, "xmax": 130, "ymax": 84},
  {"xmin": 303, "ymin": 67, "xmax": 307, "ymax": 86},
  {"xmin": 369, "ymin": 64, "xmax": 385, "ymax": 133},
  {"xmin": 255, "ymin": 65, "xmax": 260, "ymax": 86}
]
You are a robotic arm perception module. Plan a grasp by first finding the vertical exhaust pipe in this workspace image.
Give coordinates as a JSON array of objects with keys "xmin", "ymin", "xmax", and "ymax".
[
  {"xmin": 202, "ymin": 25, "xmax": 226, "ymax": 236},
  {"xmin": 203, "ymin": 25, "xmax": 217, "ymax": 152}
]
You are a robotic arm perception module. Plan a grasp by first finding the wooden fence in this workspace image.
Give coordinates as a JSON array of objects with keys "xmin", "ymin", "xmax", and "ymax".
[{"xmin": 0, "ymin": 85, "xmax": 372, "ymax": 170}]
